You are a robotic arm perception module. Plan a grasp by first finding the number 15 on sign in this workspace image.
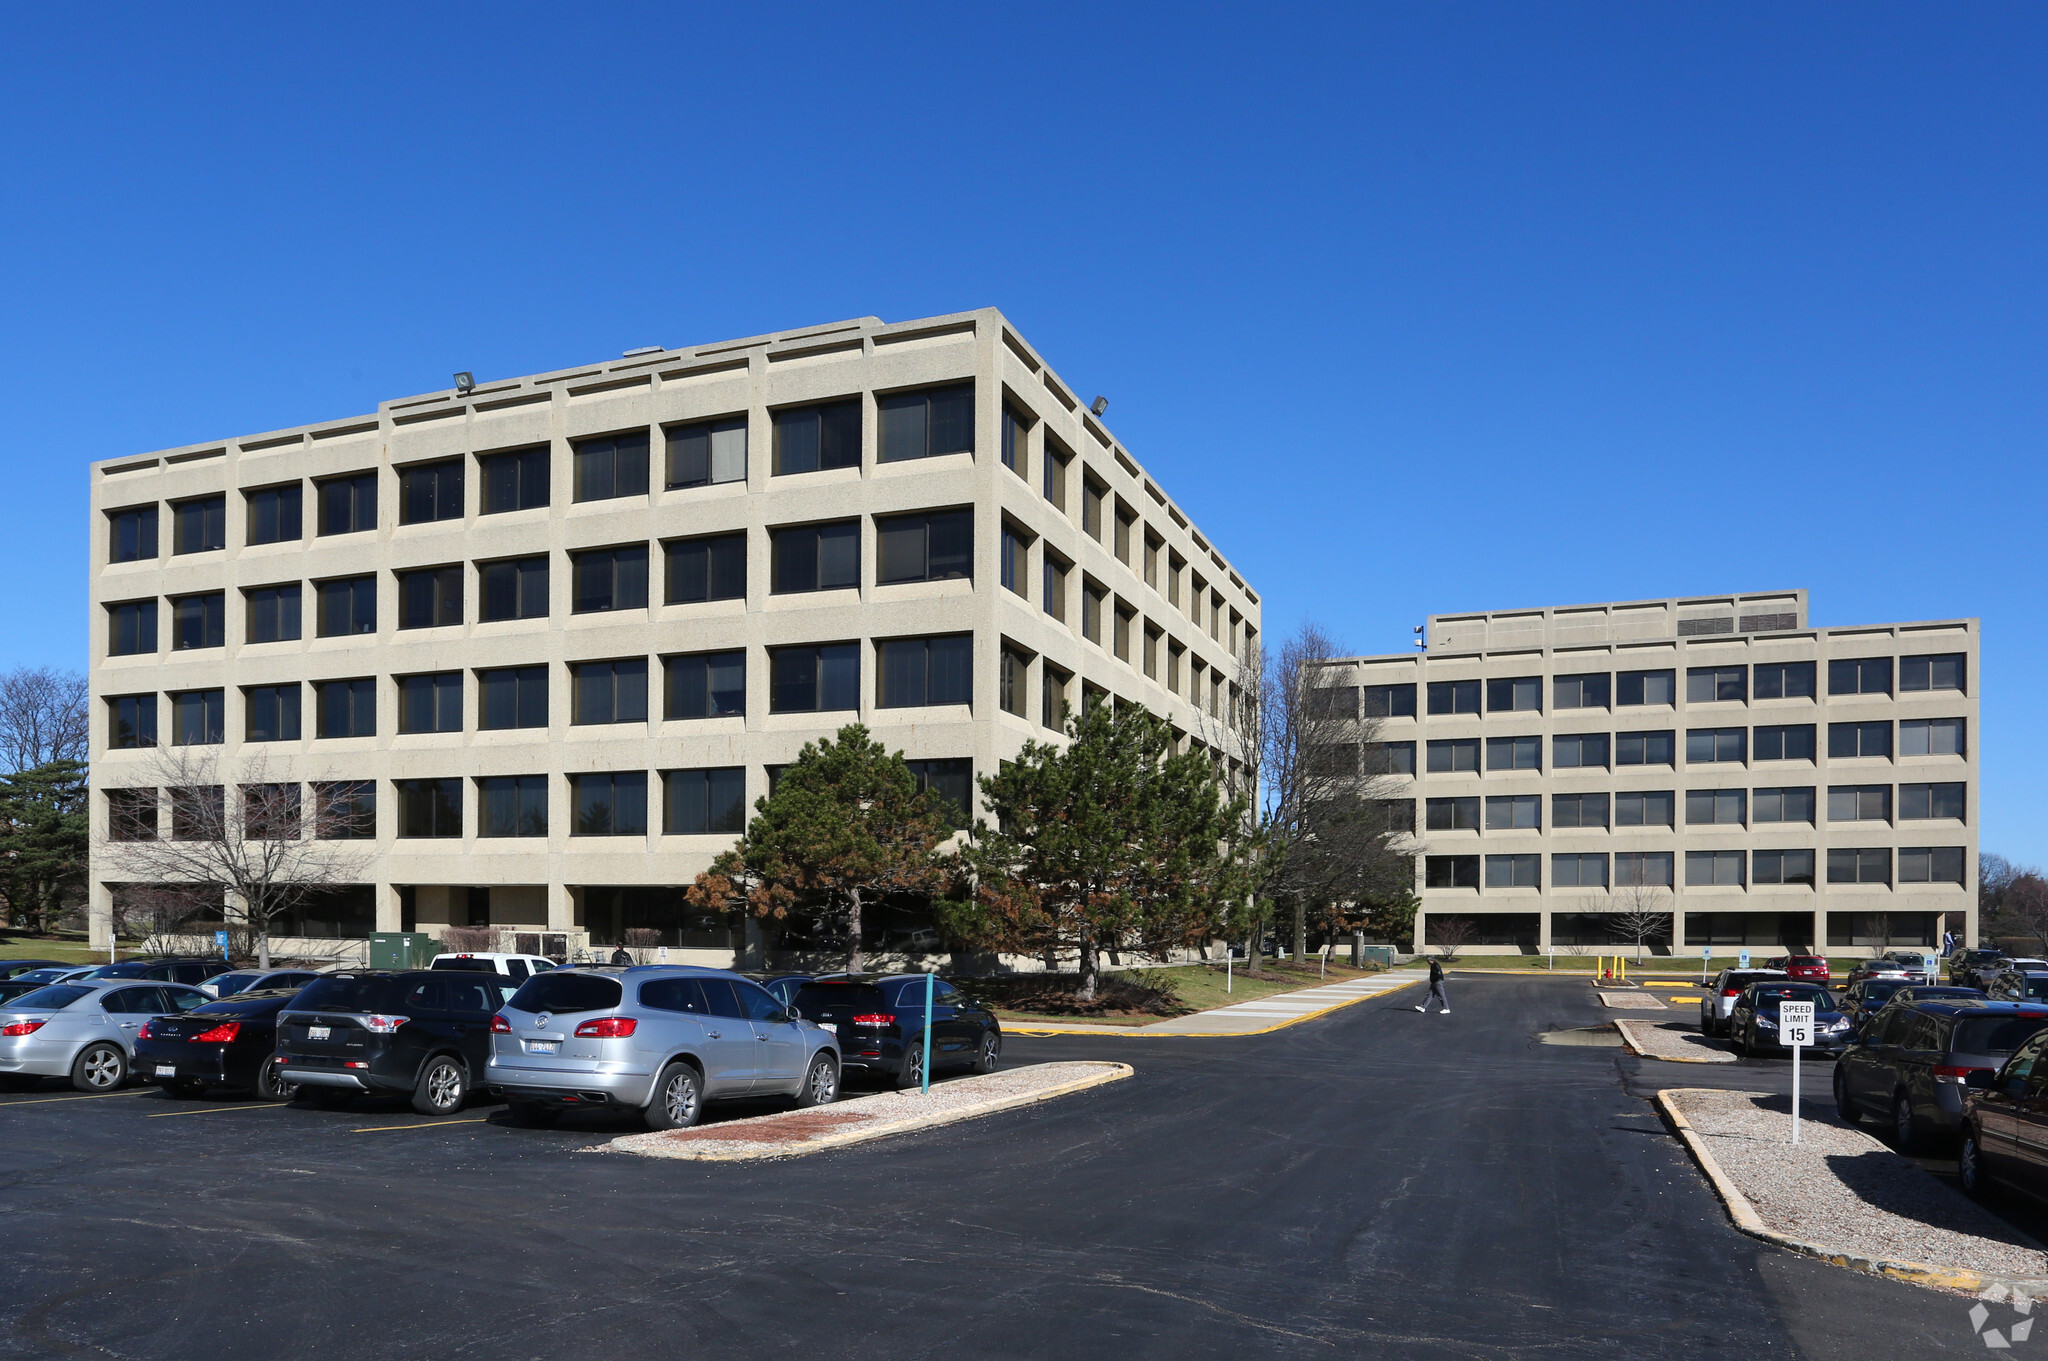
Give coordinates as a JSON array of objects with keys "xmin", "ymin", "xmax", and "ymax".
[{"xmin": 1780, "ymin": 1000, "xmax": 1816, "ymax": 1145}]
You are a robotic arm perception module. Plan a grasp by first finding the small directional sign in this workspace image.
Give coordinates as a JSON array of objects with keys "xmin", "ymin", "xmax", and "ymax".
[{"xmin": 1780, "ymin": 1000, "xmax": 1816, "ymax": 1048}]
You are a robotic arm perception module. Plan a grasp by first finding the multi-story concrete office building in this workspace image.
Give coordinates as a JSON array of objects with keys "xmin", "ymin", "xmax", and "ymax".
[
  {"xmin": 1315, "ymin": 591, "xmax": 1978, "ymax": 955},
  {"xmin": 87, "ymin": 309, "xmax": 1260, "ymax": 960}
]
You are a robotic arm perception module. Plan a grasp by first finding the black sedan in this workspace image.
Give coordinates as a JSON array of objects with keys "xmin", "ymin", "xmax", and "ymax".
[
  {"xmin": 0, "ymin": 959, "xmax": 64, "ymax": 981},
  {"xmin": 789, "ymin": 974, "xmax": 1001, "ymax": 1089},
  {"xmin": 1729, "ymin": 982, "xmax": 1853, "ymax": 1057},
  {"xmin": 135, "ymin": 988, "xmax": 301, "ymax": 1099}
]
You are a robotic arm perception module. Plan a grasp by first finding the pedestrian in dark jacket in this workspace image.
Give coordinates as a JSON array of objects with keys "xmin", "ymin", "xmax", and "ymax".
[
  {"xmin": 1415, "ymin": 957, "xmax": 1449, "ymax": 1014},
  {"xmin": 610, "ymin": 946, "xmax": 633, "ymax": 965}
]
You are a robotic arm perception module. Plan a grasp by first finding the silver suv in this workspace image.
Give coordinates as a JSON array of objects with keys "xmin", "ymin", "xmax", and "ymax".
[
  {"xmin": 1881, "ymin": 950, "xmax": 1937, "ymax": 986},
  {"xmin": 485, "ymin": 966, "xmax": 840, "ymax": 1129}
]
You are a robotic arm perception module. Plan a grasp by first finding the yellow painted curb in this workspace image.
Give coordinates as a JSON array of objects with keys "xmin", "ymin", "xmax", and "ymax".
[
  {"xmin": 1656, "ymin": 1087, "xmax": 2048, "ymax": 1300},
  {"xmin": 1001, "ymin": 976, "xmax": 1424, "ymax": 1037},
  {"xmin": 1612, "ymin": 1019, "xmax": 1736, "ymax": 1064},
  {"xmin": 607, "ymin": 1061, "xmax": 1135, "ymax": 1161}
]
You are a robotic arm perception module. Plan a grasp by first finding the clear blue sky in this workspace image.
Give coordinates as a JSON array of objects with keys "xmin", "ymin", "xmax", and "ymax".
[{"xmin": 3, "ymin": 6, "xmax": 2041, "ymax": 860}]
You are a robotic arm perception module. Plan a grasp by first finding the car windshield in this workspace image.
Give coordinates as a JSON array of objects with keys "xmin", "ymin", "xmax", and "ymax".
[
  {"xmin": 1751, "ymin": 985, "xmax": 1836, "ymax": 1010},
  {"xmin": 1956, "ymin": 1017, "xmax": 2048, "ymax": 1055},
  {"xmin": 79, "ymin": 962, "xmax": 150, "ymax": 979},
  {"xmin": 208, "ymin": 973, "xmax": 264, "ymax": 996},
  {"xmin": 5, "ymin": 985, "xmax": 91, "ymax": 1010},
  {"xmin": 290, "ymin": 975, "xmax": 407, "ymax": 1013},
  {"xmin": 11, "ymin": 968, "xmax": 74, "ymax": 985},
  {"xmin": 507, "ymin": 972, "xmax": 621, "ymax": 1015}
]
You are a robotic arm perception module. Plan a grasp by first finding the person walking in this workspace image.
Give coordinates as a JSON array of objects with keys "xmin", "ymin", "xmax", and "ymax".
[
  {"xmin": 609, "ymin": 945, "xmax": 633, "ymax": 965},
  {"xmin": 1415, "ymin": 957, "xmax": 1449, "ymax": 1014}
]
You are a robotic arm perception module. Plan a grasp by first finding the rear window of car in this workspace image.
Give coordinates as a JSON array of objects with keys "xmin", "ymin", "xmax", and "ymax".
[
  {"xmin": 6, "ymin": 985, "xmax": 89, "ymax": 1010},
  {"xmin": 508, "ymin": 972, "xmax": 622, "ymax": 1015},
  {"xmin": 792, "ymin": 983, "xmax": 888, "ymax": 1015},
  {"xmin": 210, "ymin": 973, "xmax": 262, "ymax": 996},
  {"xmin": 1787, "ymin": 957, "xmax": 1825, "ymax": 967},
  {"xmin": 1955, "ymin": 1016, "xmax": 2048, "ymax": 1055},
  {"xmin": 292, "ymin": 975, "xmax": 406, "ymax": 1013},
  {"xmin": 1862, "ymin": 981, "xmax": 1906, "ymax": 1001},
  {"xmin": 1751, "ymin": 985, "xmax": 1835, "ymax": 1007},
  {"xmin": 192, "ymin": 995, "xmax": 291, "ymax": 1018},
  {"xmin": 431, "ymin": 958, "xmax": 498, "ymax": 972}
]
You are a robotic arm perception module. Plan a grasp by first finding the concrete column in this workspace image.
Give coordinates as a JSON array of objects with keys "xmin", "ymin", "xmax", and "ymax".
[
  {"xmin": 377, "ymin": 883, "xmax": 403, "ymax": 933},
  {"xmin": 88, "ymin": 881, "xmax": 116, "ymax": 955},
  {"xmin": 547, "ymin": 882, "xmax": 576, "ymax": 933}
]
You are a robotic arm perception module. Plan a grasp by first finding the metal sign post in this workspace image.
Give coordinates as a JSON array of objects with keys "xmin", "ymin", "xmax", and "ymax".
[
  {"xmin": 921, "ymin": 971, "xmax": 934, "ymax": 1095},
  {"xmin": 1701, "ymin": 945, "xmax": 1712, "ymax": 984},
  {"xmin": 1780, "ymin": 1000, "xmax": 1816, "ymax": 1145},
  {"xmin": 1739, "ymin": 949, "xmax": 1751, "ymax": 970}
]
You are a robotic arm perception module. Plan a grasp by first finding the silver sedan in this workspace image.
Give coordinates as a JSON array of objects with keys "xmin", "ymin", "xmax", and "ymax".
[{"xmin": 0, "ymin": 979, "xmax": 214, "ymax": 1092}]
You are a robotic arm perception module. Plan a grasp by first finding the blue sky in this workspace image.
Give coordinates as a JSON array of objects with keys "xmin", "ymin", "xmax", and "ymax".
[{"xmin": 3, "ymin": 5, "xmax": 2042, "ymax": 859}]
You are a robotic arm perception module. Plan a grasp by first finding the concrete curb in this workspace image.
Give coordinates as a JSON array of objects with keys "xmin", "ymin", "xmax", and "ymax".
[
  {"xmin": 606, "ymin": 1061, "xmax": 1135, "ymax": 1162},
  {"xmin": 1656, "ymin": 1087, "xmax": 2048, "ymax": 1300},
  {"xmin": 1001, "ymin": 976, "xmax": 1423, "ymax": 1037},
  {"xmin": 1613, "ymin": 1019, "xmax": 1736, "ymax": 1064}
]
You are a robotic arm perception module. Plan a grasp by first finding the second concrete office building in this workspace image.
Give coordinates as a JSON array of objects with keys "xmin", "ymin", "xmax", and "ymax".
[{"xmin": 87, "ymin": 309, "xmax": 1261, "ymax": 960}]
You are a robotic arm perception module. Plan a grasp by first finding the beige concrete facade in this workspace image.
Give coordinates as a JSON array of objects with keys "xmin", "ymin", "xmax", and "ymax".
[
  {"xmin": 87, "ymin": 309, "xmax": 1259, "ymax": 962},
  {"xmin": 1320, "ymin": 590, "xmax": 1978, "ymax": 955}
]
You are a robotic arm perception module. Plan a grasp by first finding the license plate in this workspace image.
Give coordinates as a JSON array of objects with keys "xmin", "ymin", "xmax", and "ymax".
[
  {"xmin": 308, "ymin": 1026, "xmax": 330, "ymax": 1040},
  {"xmin": 819, "ymin": 1023, "xmax": 837, "ymax": 1034},
  {"xmin": 155, "ymin": 1065, "xmax": 175, "ymax": 1077},
  {"xmin": 524, "ymin": 1040, "xmax": 560, "ymax": 1055}
]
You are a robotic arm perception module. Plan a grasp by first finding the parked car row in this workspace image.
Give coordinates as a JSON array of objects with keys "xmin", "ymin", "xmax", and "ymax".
[{"xmin": 0, "ymin": 955, "xmax": 1004, "ymax": 1133}]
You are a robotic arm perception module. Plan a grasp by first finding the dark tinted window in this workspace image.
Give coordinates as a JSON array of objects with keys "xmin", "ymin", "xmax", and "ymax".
[
  {"xmin": 665, "ymin": 534, "xmax": 746, "ymax": 604},
  {"xmin": 8, "ymin": 985, "xmax": 89, "ymax": 1010},
  {"xmin": 1956, "ymin": 1017, "xmax": 2048, "ymax": 1055},
  {"xmin": 440, "ymin": 977, "xmax": 498, "ymax": 1014},
  {"xmin": 878, "ymin": 383, "xmax": 974, "ymax": 462},
  {"xmin": 791, "ymin": 982, "xmax": 888, "ymax": 1017},
  {"xmin": 480, "ymin": 446, "xmax": 550, "ymax": 513},
  {"xmin": 736, "ymin": 982, "xmax": 786, "ymax": 1021},
  {"xmin": 398, "ymin": 672, "xmax": 463, "ymax": 734},
  {"xmin": 773, "ymin": 400, "xmax": 861, "ymax": 474},
  {"xmin": 876, "ymin": 511, "xmax": 972, "ymax": 584},
  {"xmin": 173, "ymin": 496, "xmax": 227, "ymax": 553},
  {"xmin": 102, "ymin": 987, "xmax": 165, "ymax": 1014},
  {"xmin": 292, "ymin": 975, "xmax": 404, "ymax": 1012},
  {"xmin": 665, "ymin": 417, "xmax": 747, "ymax": 488},
  {"xmin": 637, "ymin": 977, "xmax": 708, "ymax": 1013},
  {"xmin": 573, "ymin": 432, "xmax": 651, "ymax": 502},
  {"xmin": 318, "ymin": 473, "xmax": 378, "ymax": 535},
  {"xmin": 697, "ymin": 978, "xmax": 748, "ymax": 1018},
  {"xmin": 400, "ymin": 460, "xmax": 464, "ymax": 524},
  {"xmin": 245, "ymin": 483, "xmax": 302, "ymax": 544},
  {"xmin": 479, "ymin": 556, "xmax": 549, "ymax": 622}
]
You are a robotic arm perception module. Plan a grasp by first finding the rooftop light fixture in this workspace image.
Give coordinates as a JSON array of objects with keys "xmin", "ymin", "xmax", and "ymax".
[
  {"xmin": 453, "ymin": 372, "xmax": 475, "ymax": 395},
  {"xmin": 1089, "ymin": 396, "xmax": 1108, "ymax": 417}
]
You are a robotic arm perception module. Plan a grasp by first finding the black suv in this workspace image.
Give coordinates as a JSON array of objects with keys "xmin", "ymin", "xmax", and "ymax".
[
  {"xmin": 79, "ymin": 958, "xmax": 226, "ymax": 987},
  {"xmin": 1949, "ymin": 948, "xmax": 2007, "ymax": 987},
  {"xmin": 1834, "ymin": 999, "xmax": 2048, "ymax": 1152},
  {"xmin": 789, "ymin": 975, "xmax": 1001, "ymax": 1089},
  {"xmin": 277, "ymin": 971, "xmax": 514, "ymax": 1115}
]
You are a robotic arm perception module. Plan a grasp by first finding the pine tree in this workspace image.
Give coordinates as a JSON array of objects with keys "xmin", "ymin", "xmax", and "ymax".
[
  {"xmin": 0, "ymin": 759, "xmax": 89, "ymax": 935},
  {"xmin": 955, "ymin": 702, "xmax": 1254, "ymax": 1001},
  {"xmin": 688, "ymin": 725, "xmax": 956, "ymax": 972}
]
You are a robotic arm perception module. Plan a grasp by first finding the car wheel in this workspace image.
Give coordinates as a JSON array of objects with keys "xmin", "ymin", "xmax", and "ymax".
[
  {"xmin": 71, "ymin": 1043, "xmax": 126, "ymax": 1093},
  {"xmin": 642, "ymin": 1063, "xmax": 702, "ymax": 1131},
  {"xmin": 898, "ymin": 1041, "xmax": 928, "ymax": 1091},
  {"xmin": 1960, "ymin": 1129, "xmax": 1989, "ymax": 1197},
  {"xmin": 974, "ymin": 1030, "xmax": 1002, "ymax": 1074},
  {"xmin": 409, "ymin": 1056, "xmax": 467, "ymax": 1117},
  {"xmin": 794, "ymin": 1053, "xmax": 840, "ymax": 1108},
  {"xmin": 1833, "ymin": 1067, "xmax": 1857, "ymax": 1123},
  {"xmin": 252, "ymin": 1058, "xmax": 293, "ymax": 1103},
  {"xmin": 1893, "ymin": 1093, "xmax": 1927, "ymax": 1155},
  {"xmin": 505, "ymin": 1100, "xmax": 561, "ymax": 1127}
]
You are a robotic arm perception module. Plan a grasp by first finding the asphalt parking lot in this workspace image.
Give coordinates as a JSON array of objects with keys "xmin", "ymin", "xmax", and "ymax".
[{"xmin": 0, "ymin": 975, "xmax": 2003, "ymax": 1359}]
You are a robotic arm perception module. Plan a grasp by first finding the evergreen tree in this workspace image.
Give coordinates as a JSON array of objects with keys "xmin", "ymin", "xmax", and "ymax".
[
  {"xmin": 688, "ymin": 725, "xmax": 955, "ymax": 972},
  {"xmin": 954, "ymin": 702, "xmax": 1254, "ymax": 1001},
  {"xmin": 0, "ymin": 759, "xmax": 89, "ymax": 935}
]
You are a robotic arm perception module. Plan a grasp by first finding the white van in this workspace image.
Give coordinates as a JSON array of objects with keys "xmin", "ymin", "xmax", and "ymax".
[{"xmin": 429, "ymin": 952, "xmax": 558, "ymax": 983}]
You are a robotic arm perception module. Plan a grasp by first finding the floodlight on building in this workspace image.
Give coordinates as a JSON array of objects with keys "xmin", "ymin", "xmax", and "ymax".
[
  {"xmin": 453, "ymin": 372, "xmax": 475, "ymax": 395},
  {"xmin": 1090, "ymin": 396, "xmax": 1108, "ymax": 417}
]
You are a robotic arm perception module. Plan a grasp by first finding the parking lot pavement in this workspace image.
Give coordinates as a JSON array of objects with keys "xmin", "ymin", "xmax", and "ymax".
[{"xmin": 0, "ymin": 978, "xmax": 2009, "ymax": 1359}]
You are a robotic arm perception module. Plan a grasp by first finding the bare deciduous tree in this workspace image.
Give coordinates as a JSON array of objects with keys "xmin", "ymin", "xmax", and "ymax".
[
  {"xmin": 624, "ymin": 926, "xmax": 662, "ymax": 962},
  {"xmin": 1603, "ymin": 884, "xmax": 1674, "ymax": 962},
  {"xmin": 0, "ymin": 667, "xmax": 88, "ymax": 773},
  {"xmin": 97, "ymin": 747, "xmax": 371, "ymax": 968},
  {"xmin": 440, "ymin": 926, "xmax": 498, "ymax": 953},
  {"xmin": 1426, "ymin": 916, "xmax": 1476, "ymax": 962},
  {"xmin": 1229, "ymin": 622, "xmax": 1414, "ymax": 961}
]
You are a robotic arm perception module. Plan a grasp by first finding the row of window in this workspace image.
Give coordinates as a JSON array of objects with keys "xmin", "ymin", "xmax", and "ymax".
[
  {"xmin": 1356, "ymin": 718, "xmax": 1968, "ymax": 776},
  {"xmin": 1423, "ymin": 846, "xmax": 1968, "ymax": 891},
  {"xmin": 104, "ymin": 637, "xmax": 987, "ymax": 746},
  {"xmin": 104, "ymin": 759, "xmax": 975, "ymax": 843},
  {"xmin": 1319, "ymin": 655, "xmax": 1968, "ymax": 721},
  {"xmin": 1415, "ymin": 782, "xmax": 1967, "ymax": 833},
  {"xmin": 111, "ymin": 392, "xmax": 1255, "ymax": 653}
]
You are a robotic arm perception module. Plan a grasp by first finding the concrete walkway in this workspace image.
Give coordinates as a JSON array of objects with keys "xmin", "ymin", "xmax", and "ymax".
[{"xmin": 1004, "ymin": 970, "xmax": 1422, "ymax": 1036}]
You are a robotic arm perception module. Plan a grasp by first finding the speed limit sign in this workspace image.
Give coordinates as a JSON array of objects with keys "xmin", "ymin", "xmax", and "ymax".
[{"xmin": 1780, "ymin": 999, "xmax": 1816, "ymax": 1146}]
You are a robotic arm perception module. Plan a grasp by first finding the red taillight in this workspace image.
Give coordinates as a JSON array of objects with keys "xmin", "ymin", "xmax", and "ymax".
[
  {"xmin": 573, "ymin": 1016, "xmax": 638, "ymax": 1038},
  {"xmin": 1, "ymin": 1020, "xmax": 43, "ymax": 1037},
  {"xmin": 1722, "ymin": 988, "xmax": 1741, "ymax": 998},
  {"xmin": 191, "ymin": 1022, "xmax": 241, "ymax": 1044},
  {"xmin": 137, "ymin": 1020, "xmax": 158, "ymax": 1039},
  {"xmin": 360, "ymin": 1014, "xmax": 408, "ymax": 1034},
  {"xmin": 1935, "ymin": 1064, "xmax": 1987, "ymax": 1084},
  {"xmin": 852, "ymin": 1013, "xmax": 895, "ymax": 1027},
  {"xmin": 491, "ymin": 1013, "xmax": 512, "ymax": 1034}
]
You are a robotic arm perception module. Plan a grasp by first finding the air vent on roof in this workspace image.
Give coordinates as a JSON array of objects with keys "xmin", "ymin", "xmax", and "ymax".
[
  {"xmin": 1738, "ymin": 613, "xmax": 1797, "ymax": 633},
  {"xmin": 623, "ymin": 346, "xmax": 664, "ymax": 357},
  {"xmin": 1677, "ymin": 617, "xmax": 1735, "ymax": 636}
]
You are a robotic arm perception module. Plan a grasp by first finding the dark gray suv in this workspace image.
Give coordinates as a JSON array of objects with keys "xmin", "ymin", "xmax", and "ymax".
[
  {"xmin": 1834, "ymin": 999, "xmax": 2048, "ymax": 1152},
  {"xmin": 485, "ymin": 966, "xmax": 840, "ymax": 1129}
]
